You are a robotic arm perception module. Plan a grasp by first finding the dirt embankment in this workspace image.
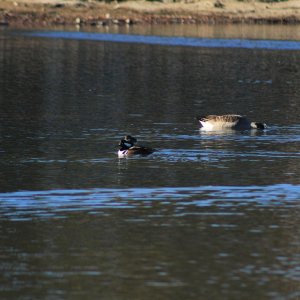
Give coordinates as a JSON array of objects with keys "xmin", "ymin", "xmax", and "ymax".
[{"xmin": 1, "ymin": 0, "xmax": 300, "ymax": 28}]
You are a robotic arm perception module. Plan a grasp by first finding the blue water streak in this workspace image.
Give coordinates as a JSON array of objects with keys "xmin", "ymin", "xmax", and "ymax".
[
  {"xmin": 25, "ymin": 31, "xmax": 300, "ymax": 50},
  {"xmin": 1, "ymin": 184, "xmax": 300, "ymax": 220}
]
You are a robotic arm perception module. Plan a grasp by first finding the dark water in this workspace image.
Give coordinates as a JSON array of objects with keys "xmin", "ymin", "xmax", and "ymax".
[{"xmin": 1, "ymin": 26, "xmax": 300, "ymax": 299}]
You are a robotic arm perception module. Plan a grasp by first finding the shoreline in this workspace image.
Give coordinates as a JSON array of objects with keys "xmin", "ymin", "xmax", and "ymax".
[{"xmin": 1, "ymin": 0, "xmax": 300, "ymax": 28}]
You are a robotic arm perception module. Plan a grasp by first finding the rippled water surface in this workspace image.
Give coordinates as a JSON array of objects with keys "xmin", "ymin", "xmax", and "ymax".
[{"xmin": 1, "ymin": 25, "xmax": 300, "ymax": 299}]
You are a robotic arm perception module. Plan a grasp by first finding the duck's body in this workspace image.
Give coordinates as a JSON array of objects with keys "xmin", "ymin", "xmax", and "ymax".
[
  {"xmin": 118, "ymin": 145, "xmax": 155, "ymax": 158},
  {"xmin": 118, "ymin": 135, "xmax": 155, "ymax": 158},
  {"xmin": 197, "ymin": 114, "xmax": 266, "ymax": 130}
]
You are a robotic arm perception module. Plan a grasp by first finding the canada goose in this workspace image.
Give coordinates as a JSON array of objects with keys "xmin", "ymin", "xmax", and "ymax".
[
  {"xmin": 197, "ymin": 114, "xmax": 267, "ymax": 130},
  {"xmin": 118, "ymin": 135, "xmax": 155, "ymax": 158}
]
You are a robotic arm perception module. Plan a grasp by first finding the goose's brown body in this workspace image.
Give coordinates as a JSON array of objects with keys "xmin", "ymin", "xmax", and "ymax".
[{"xmin": 197, "ymin": 114, "xmax": 266, "ymax": 130}]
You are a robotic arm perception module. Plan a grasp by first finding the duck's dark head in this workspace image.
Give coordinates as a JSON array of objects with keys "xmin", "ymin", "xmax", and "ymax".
[{"xmin": 119, "ymin": 135, "xmax": 137, "ymax": 150}]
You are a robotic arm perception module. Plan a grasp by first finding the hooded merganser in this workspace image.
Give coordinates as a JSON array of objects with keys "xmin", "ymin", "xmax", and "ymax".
[
  {"xmin": 118, "ymin": 135, "xmax": 155, "ymax": 158},
  {"xmin": 197, "ymin": 114, "xmax": 267, "ymax": 130}
]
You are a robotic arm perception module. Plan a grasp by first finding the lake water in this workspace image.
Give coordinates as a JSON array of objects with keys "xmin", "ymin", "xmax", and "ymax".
[{"xmin": 1, "ymin": 24, "xmax": 300, "ymax": 299}]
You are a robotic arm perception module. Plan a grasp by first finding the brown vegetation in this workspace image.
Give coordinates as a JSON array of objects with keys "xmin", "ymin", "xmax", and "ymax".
[{"xmin": 0, "ymin": 0, "xmax": 300, "ymax": 28}]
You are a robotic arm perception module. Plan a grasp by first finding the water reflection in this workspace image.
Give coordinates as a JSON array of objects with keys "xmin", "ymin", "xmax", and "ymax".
[
  {"xmin": 27, "ymin": 23, "xmax": 300, "ymax": 41},
  {"xmin": 26, "ymin": 31, "xmax": 300, "ymax": 50},
  {"xmin": 1, "ymin": 184, "xmax": 300, "ymax": 300},
  {"xmin": 1, "ymin": 184, "xmax": 300, "ymax": 220},
  {"xmin": 1, "ymin": 28, "xmax": 300, "ymax": 300}
]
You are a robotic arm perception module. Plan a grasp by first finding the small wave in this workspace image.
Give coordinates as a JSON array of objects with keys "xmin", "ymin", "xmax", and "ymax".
[{"xmin": 1, "ymin": 184, "xmax": 299, "ymax": 220}]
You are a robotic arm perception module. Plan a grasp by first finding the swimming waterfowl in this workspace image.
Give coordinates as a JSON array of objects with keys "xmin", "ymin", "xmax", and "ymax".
[
  {"xmin": 197, "ymin": 114, "xmax": 267, "ymax": 130},
  {"xmin": 118, "ymin": 135, "xmax": 155, "ymax": 158}
]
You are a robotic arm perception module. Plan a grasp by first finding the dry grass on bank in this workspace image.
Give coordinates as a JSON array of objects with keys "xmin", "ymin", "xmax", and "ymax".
[{"xmin": 0, "ymin": 0, "xmax": 300, "ymax": 27}]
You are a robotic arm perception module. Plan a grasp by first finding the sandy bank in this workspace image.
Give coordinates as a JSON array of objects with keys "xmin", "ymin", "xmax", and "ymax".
[{"xmin": 1, "ymin": 0, "xmax": 300, "ymax": 27}]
